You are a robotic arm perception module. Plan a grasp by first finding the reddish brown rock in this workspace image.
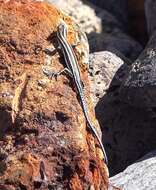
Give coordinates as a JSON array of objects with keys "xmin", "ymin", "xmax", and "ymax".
[{"xmin": 0, "ymin": 0, "xmax": 109, "ymax": 189}]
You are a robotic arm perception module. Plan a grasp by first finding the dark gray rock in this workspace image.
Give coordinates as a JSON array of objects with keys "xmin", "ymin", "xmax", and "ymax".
[
  {"xmin": 145, "ymin": 0, "xmax": 156, "ymax": 36},
  {"xmin": 96, "ymin": 84, "xmax": 156, "ymax": 176},
  {"xmin": 98, "ymin": 10, "xmax": 123, "ymax": 33},
  {"xmin": 110, "ymin": 150, "xmax": 156, "ymax": 189},
  {"xmin": 91, "ymin": 52, "xmax": 156, "ymax": 176},
  {"xmin": 84, "ymin": 1, "xmax": 124, "ymax": 33},
  {"xmin": 88, "ymin": 51, "xmax": 155, "ymax": 177},
  {"xmin": 88, "ymin": 30, "xmax": 143, "ymax": 61},
  {"xmin": 119, "ymin": 30, "xmax": 156, "ymax": 107},
  {"xmin": 88, "ymin": 0, "xmax": 128, "ymax": 27}
]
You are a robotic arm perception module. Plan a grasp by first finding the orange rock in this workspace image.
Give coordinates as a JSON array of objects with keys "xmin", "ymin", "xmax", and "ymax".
[{"xmin": 0, "ymin": 0, "xmax": 108, "ymax": 189}]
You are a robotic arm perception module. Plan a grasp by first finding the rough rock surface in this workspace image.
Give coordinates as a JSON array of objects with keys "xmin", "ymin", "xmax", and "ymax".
[
  {"xmin": 110, "ymin": 150, "xmax": 156, "ymax": 190},
  {"xmin": 0, "ymin": 0, "xmax": 109, "ymax": 189},
  {"xmin": 119, "ymin": 30, "xmax": 156, "ymax": 107},
  {"xmin": 89, "ymin": 51, "xmax": 127, "ymax": 105}
]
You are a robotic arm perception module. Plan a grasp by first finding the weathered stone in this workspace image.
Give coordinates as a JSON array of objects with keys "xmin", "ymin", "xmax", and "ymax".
[
  {"xmin": 110, "ymin": 150, "xmax": 156, "ymax": 190},
  {"xmin": 119, "ymin": 30, "xmax": 156, "ymax": 107},
  {"xmin": 89, "ymin": 51, "xmax": 128, "ymax": 105},
  {"xmin": 0, "ymin": 0, "xmax": 109, "ymax": 189}
]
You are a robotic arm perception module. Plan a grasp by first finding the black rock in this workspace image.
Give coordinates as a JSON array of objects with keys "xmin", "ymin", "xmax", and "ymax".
[
  {"xmin": 119, "ymin": 31, "xmax": 156, "ymax": 107},
  {"xmin": 145, "ymin": 0, "xmax": 156, "ymax": 36},
  {"xmin": 88, "ymin": 31, "xmax": 142, "ymax": 61},
  {"xmin": 89, "ymin": 0, "xmax": 128, "ymax": 28}
]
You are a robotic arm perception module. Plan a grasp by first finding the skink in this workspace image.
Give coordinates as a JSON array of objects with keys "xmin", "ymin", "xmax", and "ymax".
[{"xmin": 44, "ymin": 21, "xmax": 108, "ymax": 165}]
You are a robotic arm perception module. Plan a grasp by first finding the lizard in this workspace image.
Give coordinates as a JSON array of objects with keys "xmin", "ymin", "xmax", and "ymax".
[{"xmin": 43, "ymin": 20, "xmax": 108, "ymax": 165}]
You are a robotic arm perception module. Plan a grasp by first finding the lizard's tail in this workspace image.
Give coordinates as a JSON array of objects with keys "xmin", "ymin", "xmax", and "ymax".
[{"xmin": 80, "ymin": 92, "xmax": 108, "ymax": 165}]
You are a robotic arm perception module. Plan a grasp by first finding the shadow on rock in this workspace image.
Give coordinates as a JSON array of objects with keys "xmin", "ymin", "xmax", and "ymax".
[
  {"xmin": 0, "ymin": 106, "xmax": 12, "ymax": 139},
  {"xmin": 95, "ymin": 63, "xmax": 156, "ymax": 176}
]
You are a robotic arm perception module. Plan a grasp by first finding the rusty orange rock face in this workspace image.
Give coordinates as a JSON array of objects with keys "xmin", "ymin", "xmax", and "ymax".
[{"xmin": 0, "ymin": 0, "xmax": 109, "ymax": 189}]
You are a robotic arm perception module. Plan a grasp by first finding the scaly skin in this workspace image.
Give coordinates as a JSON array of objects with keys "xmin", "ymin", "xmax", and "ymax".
[{"xmin": 43, "ymin": 20, "xmax": 108, "ymax": 165}]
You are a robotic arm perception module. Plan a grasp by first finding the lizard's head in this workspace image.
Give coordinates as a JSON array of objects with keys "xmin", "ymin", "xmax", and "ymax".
[{"xmin": 57, "ymin": 20, "xmax": 68, "ymax": 38}]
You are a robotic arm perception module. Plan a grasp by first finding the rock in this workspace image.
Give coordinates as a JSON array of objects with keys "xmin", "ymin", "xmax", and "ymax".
[
  {"xmin": 88, "ymin": 30, "xmax": 143, "ymax": 61},
  {"xmin": 47, "ymin": 0, "xmax": 102, "ymax": 34},
  {"xmin": 119, "ymin": 30, "xmax": 156, "ymax": 108},
  {"xmin": 110, "ymin": 150, "xmax": 156, "ymax": 190},
  {"xmin": 128, "ymin": 0, "xmax": 147, "ymax": 45},
  {"xmin": 96, "ymin": 85, "xmax": 156, "ymax": 176},
  {"xmin": 0, "ymin": 0, "xmax": 109, "ymax": 189},
  {"xmin": 89, "ymin": 51, "xmax": 128, "ymax": 105},
  {"xmin": 88, "ymin": 0, "xmax": 128, "ymax": 27},
  {"xmin": 89, "ymin": 0, "xmax": 147, "ymax": 44},
  {"xmin": 96, "ymin": 8, "xmax": 124, "ymax": 33},
  {"xmin": 48, "ymin": 0, "xmax": 142, "ymax": 61},
  {"xmin": 145, "ymin": 0, "xmax": 156, "ymax": 36},
  {"xmin": 92, "ymin": 53, "xmax": 156, "ymax": 177},
  {"xmin": 48, "ymin": 0, "xmax": 124, "ymax": 34}
]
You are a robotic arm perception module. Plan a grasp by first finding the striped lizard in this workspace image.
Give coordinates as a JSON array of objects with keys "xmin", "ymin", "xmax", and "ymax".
[{"xmin": 43, "ymin": 21, "xmax": 108, "ymax": 165}]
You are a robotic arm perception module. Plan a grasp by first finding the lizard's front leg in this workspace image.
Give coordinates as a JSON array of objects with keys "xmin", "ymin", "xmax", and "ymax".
[{"xmin": 42, "ymin": 66, "xmax": 73, "ymax": 80}]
